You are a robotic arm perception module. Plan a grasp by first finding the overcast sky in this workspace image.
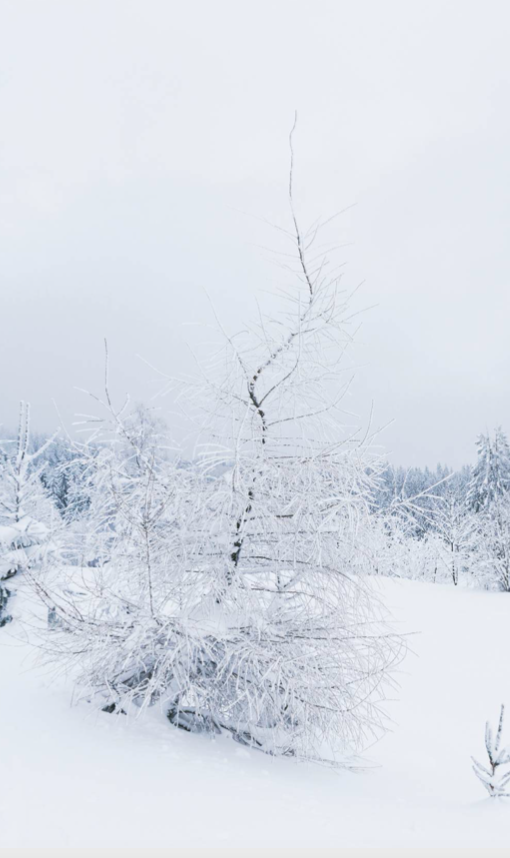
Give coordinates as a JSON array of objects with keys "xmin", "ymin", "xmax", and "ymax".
[{"xmin": 1, "ymin": 0, "xmax": 509, "ymax": 467}]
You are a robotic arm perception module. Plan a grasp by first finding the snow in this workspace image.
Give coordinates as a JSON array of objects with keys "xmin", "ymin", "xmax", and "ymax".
[{"xmin": 1, "ymin": 578, "xmax": 510, "ymax": 848}]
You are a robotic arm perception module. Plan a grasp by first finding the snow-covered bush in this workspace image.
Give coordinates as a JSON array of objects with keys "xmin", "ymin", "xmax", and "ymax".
[
  {"xmin": 0, "ymin": 518, "xmax": 50, "ymax": 581},
  {"xmin": 472, "ymin": 704, "xmax": 510, "ymax": 798},
  {"xmin": 369, "ymin": 513, "xmax": 447, "ymax": 584}
]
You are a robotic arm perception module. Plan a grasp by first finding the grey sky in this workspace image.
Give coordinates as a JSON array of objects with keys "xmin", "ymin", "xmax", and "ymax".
[{"xmin": 1, "ymin": 0, "xmax": 509, "ymax": 467}]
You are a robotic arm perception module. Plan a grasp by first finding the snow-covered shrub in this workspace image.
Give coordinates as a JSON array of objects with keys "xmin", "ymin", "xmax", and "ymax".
[
  {"xmin": 369, "ymin": 509, "xmax": 447, "ymax": 584},
  {"xmin": 368, "ymin": 463, "xmax": 488, "ymax": 588},
  {"xmin": 472, "ymin": 704, "xmax": 510, "ymax": 798},
  {"xmin": 0, "ymin": 518, "xmax": 50, "ymax": 581}
]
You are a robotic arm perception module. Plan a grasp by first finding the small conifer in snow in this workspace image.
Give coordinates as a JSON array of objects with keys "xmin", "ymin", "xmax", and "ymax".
[{"xmin": 472, "ymin": 704, "xmax": 510, "ymax": 798}]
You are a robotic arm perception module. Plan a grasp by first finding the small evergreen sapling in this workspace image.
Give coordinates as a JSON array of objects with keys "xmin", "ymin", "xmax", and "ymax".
[{"xmin": 472, "ymin": 704, "xmax": 510, "ymax": 798}]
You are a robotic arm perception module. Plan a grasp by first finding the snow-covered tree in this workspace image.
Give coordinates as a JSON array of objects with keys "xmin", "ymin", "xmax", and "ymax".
[
  {"xmin": 367, "ymin": 463, "xmax": 459, "ymax": 584},
  {"xmin": 464, "ymin": 429, "xmax": 510, "ymax": 590},
  {"xmin": 153, "ymin": 122, "xmax": 402, "ymax": 758},
  {"xmin": 369, "ymin": 510, "xmax": 449, "ymax": 583},
  {"xmin": 432, "ymin": 474, "xmax": 475, "ymax": 586},
  {"xmin": 472, "ymin": 492, "xmax": 510, "ymax": 591},
  {"xmin": 33, "ymin": 379, "xmax": 201, "ymax": 688},
  {"xmin": 0, "ymin": 402, "xmax": 59, "ymax": 623},
  {"xmin": 37, "ymin": 435, "xmax": 91, "ymax": 521},
  {"xmin": 374, "ymin": 463, "xmax": 454, "ymax": 538},
  {"xmin": 467, "ymin": 428, "xmax": 510, "ymax": 514},
  {"xmin": 38, "ymin": 126, "xmax": 402, "ymax": 765}
]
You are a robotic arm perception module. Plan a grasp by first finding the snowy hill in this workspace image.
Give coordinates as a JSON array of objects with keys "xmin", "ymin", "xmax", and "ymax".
[{"xmin": 2, "ymin": 578, "xmax": 510, "ymax": 847}]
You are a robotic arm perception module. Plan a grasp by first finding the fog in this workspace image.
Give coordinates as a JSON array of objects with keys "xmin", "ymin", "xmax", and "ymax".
[{"xmin": 2, "ymin": 0, "xmax": 509, "ymax": 467}]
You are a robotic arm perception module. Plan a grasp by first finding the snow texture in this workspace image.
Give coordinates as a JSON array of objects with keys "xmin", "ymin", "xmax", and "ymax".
[{"xmin": 1, "ymin": 578, "xmax": 510, "ymax": 848}]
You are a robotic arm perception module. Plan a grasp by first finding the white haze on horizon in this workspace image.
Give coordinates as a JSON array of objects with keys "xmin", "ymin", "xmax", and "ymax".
[{"xmin": 1, "ymin": 0, "xmax": 510, "ymax": 468}]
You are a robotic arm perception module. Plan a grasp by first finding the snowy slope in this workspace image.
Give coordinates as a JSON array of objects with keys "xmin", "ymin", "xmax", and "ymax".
[{"xmin": 1, "ymin": 579, "xmax": 510, "ymax": 848}]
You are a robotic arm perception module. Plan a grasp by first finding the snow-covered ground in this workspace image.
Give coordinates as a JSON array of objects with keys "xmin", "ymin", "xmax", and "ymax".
[{"xmin": 1, "ymin": 578, "xmax": 510, "ymax": 848}]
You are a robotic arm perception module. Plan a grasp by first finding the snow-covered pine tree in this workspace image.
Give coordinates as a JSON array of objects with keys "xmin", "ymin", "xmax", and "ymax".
[
  {"xmin": 472, "ymin": 704, "xmax": 510, "ymax": 798},
  {"xmin": 37, "ymin": 435, "xmax": 91, "ymax": 521},
  {"xmin": 0, "ymin": 402, "xmax": 59, "ymax": 624},
  {"xmin": 474, "ymin": 492, "xmax": 510, "ymax": 591},
  {"xmin": 467, "ymin": 428, "xmax": 510, "ymax": 590},
  {"xmin": 467, "ymin": 428, "xmax": 510, "ymax": 513}
]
